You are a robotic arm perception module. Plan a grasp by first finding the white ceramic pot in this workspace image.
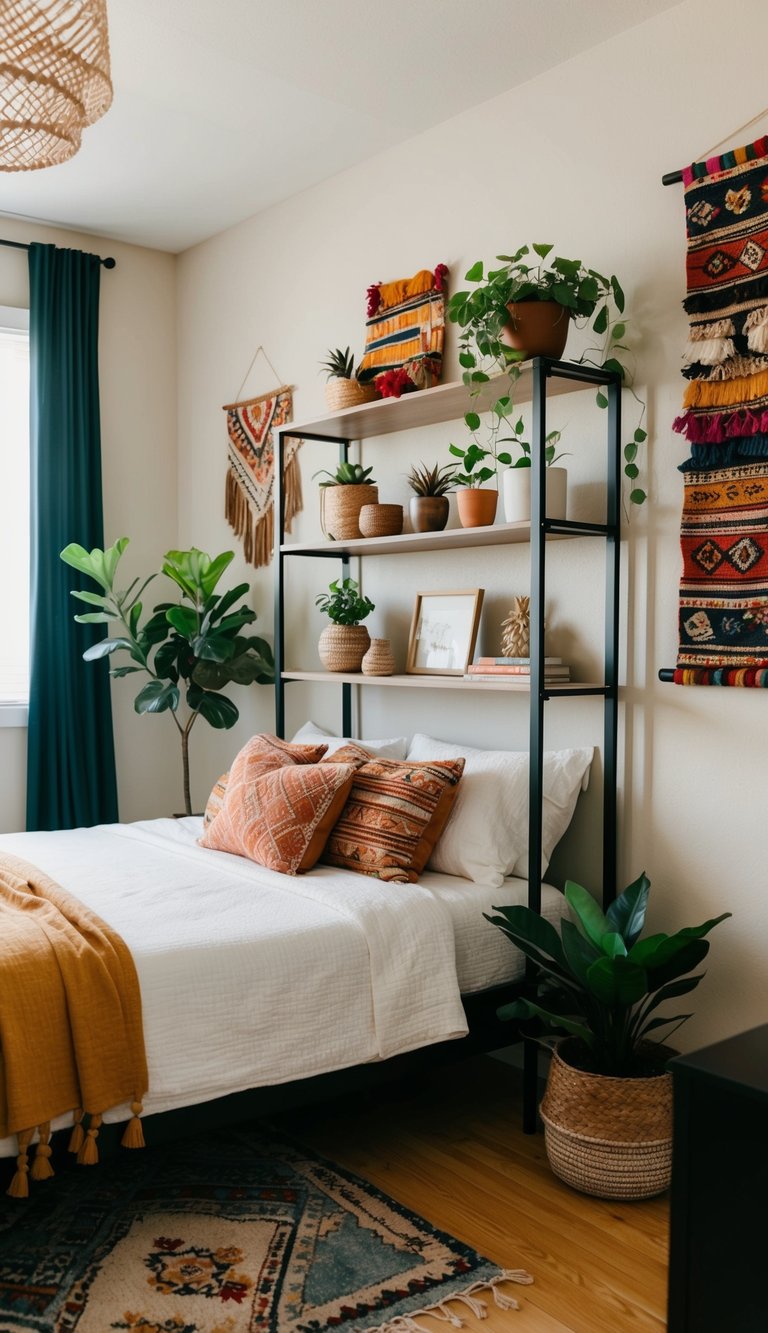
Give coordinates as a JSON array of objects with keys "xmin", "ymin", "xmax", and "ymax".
[{"xmin": 502, "ymin": 466, "xmax": 567, "ymax": 523}]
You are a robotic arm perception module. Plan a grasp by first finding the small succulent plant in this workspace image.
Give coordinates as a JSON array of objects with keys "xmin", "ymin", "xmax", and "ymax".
[
  {"xmin": 407, "ymin": 462, "xmax": 458, "ymax": 497},
  {"xmin": 313, "ymin": 461, "xmax": 377, "ymax": 487},
  {"xmin": 320, "ymin": 346, "xmax": 357, "ymax": 381}
]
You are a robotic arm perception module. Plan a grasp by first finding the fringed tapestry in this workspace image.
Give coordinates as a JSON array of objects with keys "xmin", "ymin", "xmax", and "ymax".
[
  {"xmin": 674, "ymin": 134, "xmax": 768, "ymax": 682},
  {"xmin": 359, "ymin": 263, "xmax": 447, "ymax": 396},
  {"xmin": 223, "ymin": 386, "xmax": 301, "ymax": 569}
]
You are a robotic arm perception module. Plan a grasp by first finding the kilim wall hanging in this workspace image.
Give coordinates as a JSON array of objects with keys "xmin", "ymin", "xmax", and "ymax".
[
  {"xmin": 673, "ymin": 133, "xmax": 768, "ymax": 684},
  {"xmin": 222, "ymin": 349, "xmax": 300, "ymax": 569},
  {"xmin": 359, "ymin": 263, "xmax": 448, "ymax": 397}
]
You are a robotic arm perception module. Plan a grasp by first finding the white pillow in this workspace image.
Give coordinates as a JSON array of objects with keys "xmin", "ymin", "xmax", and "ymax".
[
  {"xmin": 292, "ymin": 720, "xmax": 408, "ymax": 761},
  {"xmin": 405, "ymin": 733, "xmax": 593, "ymax": 886}
]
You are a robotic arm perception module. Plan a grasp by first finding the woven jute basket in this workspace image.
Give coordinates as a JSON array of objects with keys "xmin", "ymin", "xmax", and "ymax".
[
  {"xmin": 358, "ymin": 503, "xmax": 403, "ymax": 538},
  {"xmin": 318, "ymin": 624, "xmax": 370, "ymax": 673},
  {"xmin": 325, "ymin": 379, "xmax": 377, "ymax": 411},
  {"xmin": 362, "ymin": 638, "xmax": 395, "ymax": 676},
  {"xmin": 539, "ymin": 1040, "xmax": 673, "ymax": 1200},
  {"xmin": 321, "ymin": 484, "xmax": 378, "ymax": 541}
]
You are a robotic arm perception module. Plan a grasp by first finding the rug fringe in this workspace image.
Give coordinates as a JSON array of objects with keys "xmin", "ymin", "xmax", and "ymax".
[{"xmin": 359, "ymin": 1269, "xmax": 534, "ymax": 1331}]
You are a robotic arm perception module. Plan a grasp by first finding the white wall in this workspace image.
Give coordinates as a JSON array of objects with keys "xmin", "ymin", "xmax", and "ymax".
[
  {"xmin": 176, "ymin": 0, "xmax": 768, "ymax": 1050},
  {"xmin": 0, "ymin": 217, "xmax": 179, "ymax": 828}
]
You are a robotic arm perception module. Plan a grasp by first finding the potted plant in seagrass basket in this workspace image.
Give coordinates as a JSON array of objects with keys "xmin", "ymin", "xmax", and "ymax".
[
  {"xmin": 407, "ymin": 462, "xmax": 457, "ymax": 533},
  {"xmin": 315, "ymin": 577, "xmax": 375, "ymax": 672},
  {"xmin": 320, "ymin": 346, "xmax": 376, "ymax": 410},
  {"xmin": 314, "ymin": 460, "xmax": 378, "ymax": 541},
  {"xmin": 487, "ymin": 874, "xmax": 730, "ymax": 1200}
]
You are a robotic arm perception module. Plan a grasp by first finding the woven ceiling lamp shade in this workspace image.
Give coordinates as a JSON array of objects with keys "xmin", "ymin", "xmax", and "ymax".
[{"xmin": 0, "ymin": 0, "xmax": 112, "ymax": 171}]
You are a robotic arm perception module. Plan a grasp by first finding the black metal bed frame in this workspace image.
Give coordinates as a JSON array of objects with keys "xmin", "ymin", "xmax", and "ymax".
[{"xmin": 273, "ymin": 357, "xmax": 622, "ymax": 1133}]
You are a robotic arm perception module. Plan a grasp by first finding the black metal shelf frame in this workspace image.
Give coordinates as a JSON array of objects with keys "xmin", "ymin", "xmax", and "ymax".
[{"xmin": 274, "ymin": 356, "xmax": 622, "ymax": 1133}]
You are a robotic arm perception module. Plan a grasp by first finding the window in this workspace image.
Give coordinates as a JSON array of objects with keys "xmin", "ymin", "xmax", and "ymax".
[{"xmin": 0, "ymin": 306, "xmax": 30, "ymax": 717}]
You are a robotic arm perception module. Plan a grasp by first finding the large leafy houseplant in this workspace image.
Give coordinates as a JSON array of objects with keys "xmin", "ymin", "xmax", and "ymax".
[
  {"xmin": 447, "ymin": 244, "xmax": 648, "ymax": 507},
  {"xmin": 61, "ymin": 540, "xmax": 275, "ymax": 815},
  {"xmin": 487, "ymin": 873, "xmax": 730, "ymax": 1077}
]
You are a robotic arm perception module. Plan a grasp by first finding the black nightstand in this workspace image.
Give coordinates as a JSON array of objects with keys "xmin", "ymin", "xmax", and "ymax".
[{"xmin": 668, "ymin": 1024, "xmax": 768, "ymax": 1333}]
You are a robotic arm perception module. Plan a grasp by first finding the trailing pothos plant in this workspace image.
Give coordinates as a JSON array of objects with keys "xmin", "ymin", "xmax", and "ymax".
[
  {"xmin": 486, "ymin": 874, "xmax": 730, "ymax": 1077},
  {"xmin": 60, "ymin": 540, "xmax": 275, "ymax": 815},
  {"xmin": 447, "ymin": 243, "xmax": 648, "ymax": 508}
]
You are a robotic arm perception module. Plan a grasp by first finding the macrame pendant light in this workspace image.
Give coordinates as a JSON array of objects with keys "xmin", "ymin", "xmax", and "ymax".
[{"xmin": 0, "ymin": 0, "xmax": 112, "ymax": 172}]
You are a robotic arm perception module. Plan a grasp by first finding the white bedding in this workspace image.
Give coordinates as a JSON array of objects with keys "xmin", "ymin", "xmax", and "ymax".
[{"xmin": 0, "ymin": 817, "xmax": 565, "ymax": 1154}]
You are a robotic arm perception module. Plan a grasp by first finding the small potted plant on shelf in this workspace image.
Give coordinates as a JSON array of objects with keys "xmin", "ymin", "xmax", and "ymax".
[
  {"xmin": 447, "ymin": 244, "xmax": 648, "ymax": 507},
  {"xmin": 315, "ymin": 577, "xmax": 375, "ymax": 672},
  {"xmin": 314, "ymin": 460, "xmax": 378, "ymax": 541},
  {"xmin": 447, "ymin": 393, "xmax": 520, "ymax": 528},
  {"xmin": 320, "ymin": 346, "xmax": 376, "ymax": 411},
  {"xmin": 500, "ymin": 408, "xmax": 569, "ymax": 523},
  {"xmin": 407, "ymin": 462, "xmax": 458, "ymax": 533},
  {"xmin": 486, "ymin": 874, "xmax": 730, "ymax": 1200}
]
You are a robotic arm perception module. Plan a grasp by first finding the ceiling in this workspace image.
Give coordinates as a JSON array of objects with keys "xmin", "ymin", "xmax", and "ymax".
[{"xmin": 0, "ymin": 0, "xmax": 683, "ymax": 254}]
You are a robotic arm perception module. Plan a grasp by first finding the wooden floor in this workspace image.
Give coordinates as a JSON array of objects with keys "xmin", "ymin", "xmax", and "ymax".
[{"xmin": 289, "ymin": 1055, "xmax": 669, "ymax": 1333}]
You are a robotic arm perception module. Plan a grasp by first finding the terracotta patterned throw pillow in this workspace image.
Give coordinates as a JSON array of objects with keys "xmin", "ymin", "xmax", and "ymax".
[
  {"xmin": 201, "ymin": 734, "xmax": 329, "ymax": 830},
  {"xmin": 320, "ymin": 745, "xmax": 466, "ymax": 882},
  {"xmin": 199, "ymin": 734, "xmax": 360, "ymax": 874}
]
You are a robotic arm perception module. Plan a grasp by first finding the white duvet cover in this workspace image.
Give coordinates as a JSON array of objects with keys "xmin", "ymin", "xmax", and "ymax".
[{"xmin": 0, "ymin": 817, "xmax": 566, "ymax": 1156}]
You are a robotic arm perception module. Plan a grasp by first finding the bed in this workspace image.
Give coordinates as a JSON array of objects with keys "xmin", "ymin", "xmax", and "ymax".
[{"xmin": 0, "ymin": 815, "xmax": 567, "ymax": 1158}]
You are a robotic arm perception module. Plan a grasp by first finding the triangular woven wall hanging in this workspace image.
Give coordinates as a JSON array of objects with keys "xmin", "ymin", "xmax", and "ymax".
[{"xmin": 222, "ymin": 348, "xmax": 300, "ymax": 569}]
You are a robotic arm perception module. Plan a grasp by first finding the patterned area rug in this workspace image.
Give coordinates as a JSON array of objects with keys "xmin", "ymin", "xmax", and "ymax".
[{"xmin": 0, "ymin": 1127, "xmax": 531, "ymax": 1332}]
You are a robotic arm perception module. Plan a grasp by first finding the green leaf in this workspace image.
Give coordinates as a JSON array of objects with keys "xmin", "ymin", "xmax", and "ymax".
[
  {"xmin": 643, "ymin": 939, "xmax": 710, "ymax": 990},
  {"xmin": 630, "ymin": 488, "xmax": 647, "ymax": 505},
  {"xmin": 74, "ymin": 611, "xmax": 112, "ymax": 624},
  {"xmin": 448, "ymin": 443, "xmax": 465, "ymax": 458},
  {"xmin": 639, "ymin": 974, "xmax": 703, "ymax": 1019},
  {"xmin": 624, "ymin": 443, "xmax": 638, "ymax": 462},
  {"xmin": 610, "ymin": 274, "xmax": 626, "ymax": 313},
  {"xmin": 465, "ymin": 261, "xmax": 484, "ymax": 282},
  {"xmin": 586, "ymin": 956, "xmax": 648, "ymax": 1007},
  {"xmin": 496, "ymin": 452, "xmax": 512, "ymax": 465},
  {"xmin": 110, "ymin": 664, "xmax": 143, "ymax": 678},
  {"xmin": 497, "ymin": 997, "xmax": 595, "ymax": 1049},
  {"xmin": 82, "ymin": 636, "xmax": 135, "ymax": 661},
  {"xmin": 596, "ymin": 391, "xmax": 609, "ymax": 409},
  {"xmin": 592, "ymin": 304, "xmax": 609, "ymax": 336},
  {"xmin": 601, "ymin": 932, "xmax": 628, "ymax": 958},
  {"xmin": 465, "ymin": 411, "xmax": 481, "ymax": 431},
  {"xmin": 561, "ymin": 917, "xmax": 600, "ymax": 984},
  {"xmin": 187, "ymin": 685, "xmax": 239, "ymax": 729},
  {"xmin": 70, "ymin": 589, "xmax": 110, "ymax": 609},
  {"xmin": 166, "ymin": 606, "xmax": 199, "ymax": 638},
  {"xmin": 611, "ymin": 322, "xmax": 626, "ymax": 341},
  {"xmin": 634, "ymin": 428, "xmax": 647, "ymax": 443},
  {"xmin": 625, "ymin": 463, "xmax": 639, "ymax": 479},
  {"xmin": 532, "ymin": 243, "xmax": 554, "ymax": 259},
  {"xmin": 602, "ymin": 357, "xmax": 625, "ymax": 380},
  {"xmin": 605, "ymin": 871, "xmax": 649, "ymax": 948},
  {"xmin": 485, "ymin": 905, "xmax": 570, "ymax": 978},
  {"xmin": 565, "ymin": 880, "xmax": 610, "ymax": 948},
  {"xmin": 459, "ymin": 351, "xmax": 475, "ymax": 368},
  {"xmin": 134, "ymin": 679, "xmax": 180, "ymax": 714}
]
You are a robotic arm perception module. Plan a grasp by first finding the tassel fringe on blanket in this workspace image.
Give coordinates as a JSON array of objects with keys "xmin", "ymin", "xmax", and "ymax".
[{"xmin": 360, "ymin": 1270, "xmax": 534, "ymax": 1332}]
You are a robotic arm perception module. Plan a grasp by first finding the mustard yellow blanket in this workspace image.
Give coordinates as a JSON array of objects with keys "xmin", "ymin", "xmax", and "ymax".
[{"xmin": 0, "ymin": 851, "xmax": 147, "ymax": 1197}]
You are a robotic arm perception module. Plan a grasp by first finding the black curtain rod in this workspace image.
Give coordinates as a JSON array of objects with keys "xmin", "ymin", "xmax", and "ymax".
[
  {"xmin": 662, "ymin": 169, "xmax": 683, "ymax": 186},
  {"xmin": 0, "ymin": 236, "xmax": 116, "ymax": 268}
]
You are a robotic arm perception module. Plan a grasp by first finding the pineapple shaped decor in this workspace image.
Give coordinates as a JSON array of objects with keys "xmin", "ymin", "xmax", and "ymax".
[{"xmin": 500, "ymin": 596, "xmax": 531, "ymax": 659}]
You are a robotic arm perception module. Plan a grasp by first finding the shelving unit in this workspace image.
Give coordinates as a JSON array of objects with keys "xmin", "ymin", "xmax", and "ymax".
[{"xmin": 274, "ymin": 355, "xmax": 621, "ymax": 1132}]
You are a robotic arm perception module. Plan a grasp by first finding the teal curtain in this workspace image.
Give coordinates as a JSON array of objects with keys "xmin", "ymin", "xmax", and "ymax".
[{"xmin": 26, "ymin": 243, "xmax": 118, "ymax": 830}]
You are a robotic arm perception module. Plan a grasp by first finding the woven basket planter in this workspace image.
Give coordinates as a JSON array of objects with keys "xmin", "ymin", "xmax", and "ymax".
[
  {"xmin": 539, "ymin": 1040, "xmax": 673, "ymax": 1201},
  {"xmin": 321, "ymin": 484, "xmax": 378, "ymax": 541},
  {"xmin": 359, "ymin": 503, "xmax": 403, "ymax": 538},
  {"xmin": 318, "ymin": 624, "xmax": 371, "ymax": 673},
  {"xmin": 362, "ymin": 637, "xmax": 395, "ymax": 676},
  {"xmin": 325, "ymin": 379, "xmax": 377, "ymax": 411}
]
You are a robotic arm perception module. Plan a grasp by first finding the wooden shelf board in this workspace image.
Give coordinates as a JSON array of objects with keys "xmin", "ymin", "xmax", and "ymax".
[
  {"xmin": 281, "ymin": 520, "xmax": 548, "ymax": 558},
  {"xmin": 282, "ymin": 670, "xmax": 602, "ymax": 692},
  {"xmin": 282, "ymin": 365, "xmax": 594, "ymax": 443}
]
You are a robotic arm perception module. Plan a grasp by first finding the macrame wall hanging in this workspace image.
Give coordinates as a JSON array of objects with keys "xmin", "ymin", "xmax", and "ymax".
[
  {"xmin": 222, "ymin": 348, "xmax": 300, "ymax": 570},
  {"xmin": 673, "ymin": 130, "xmax": 768, "ymax": 684}
]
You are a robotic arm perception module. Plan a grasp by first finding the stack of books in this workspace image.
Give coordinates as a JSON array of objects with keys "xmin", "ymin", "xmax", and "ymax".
[{"xmin": 465, "ymin": 656, "xmax": 571, "ymax": 683}]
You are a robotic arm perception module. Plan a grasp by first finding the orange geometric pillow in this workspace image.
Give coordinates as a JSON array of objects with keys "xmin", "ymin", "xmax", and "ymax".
[
  {"xmin": 320, "ymin": 747, "xmax": 465, "ymax": 882},
  {"xmin": 201, "ymin": 733, "xmax": 329, "ymax": 830},
  {"xmin": 199, "ymin": 756, "xmax": 360, "ymax": 874}
]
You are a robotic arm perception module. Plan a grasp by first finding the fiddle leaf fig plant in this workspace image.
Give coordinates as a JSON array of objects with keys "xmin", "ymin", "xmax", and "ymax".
[
  {"xmin": 486, "ymin": 873, "xmax": 730, "ymax": 1077},
  {"xmin": 60, "ymin": 539, "xmax": 275, "ymax": 816}
]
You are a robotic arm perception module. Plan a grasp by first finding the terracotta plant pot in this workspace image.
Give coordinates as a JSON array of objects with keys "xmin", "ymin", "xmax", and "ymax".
[
  {"xmin": 539, "ymin": 1040, "xmax": 674, "ymax": 1201},
  {"xmin": 318, "ymin": 623, "xmax": 371, "ymax": 672},
  {"xmin": 456, "ymin": 488, "xmax": 498, "ymax": 528},
  {"xmin": 501, "ymin": 299, "xmax": 570, "ymax": 360},
  {"xmin": 358, "ymin": 503, "xmax": 403, "ymax": 538},
  {"xmin": 361, "ymin": 637, "xmax": 395, "ymax": 676},
  {"xmin": 321, "ymin": 484, "xmax": 378, "ymax": 541},
  {"xmin": 409, "ymin": 496, "xmax": 450, "ymax": 533},
  {"xmin": 502, "ymin": 466, "xmax": 568, "ymax": 523}
]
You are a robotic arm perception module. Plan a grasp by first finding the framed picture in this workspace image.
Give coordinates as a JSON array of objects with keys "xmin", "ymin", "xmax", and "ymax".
[{"xmin": 406, "ymin": 589, "xmax": 485, "ymax": 676}]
